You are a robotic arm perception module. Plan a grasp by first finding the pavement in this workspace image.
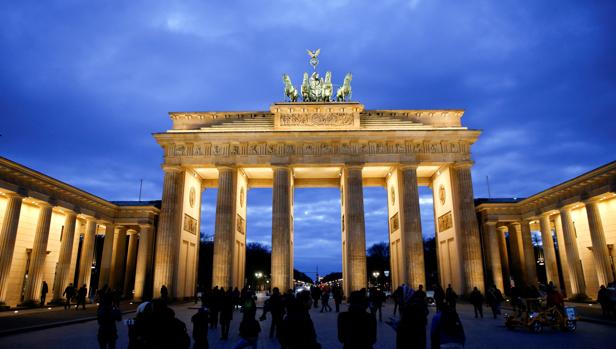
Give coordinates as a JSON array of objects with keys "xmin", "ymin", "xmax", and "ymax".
[{"xmin": 0, "ymin": 300, "xmax": 615, "ymax": 349}]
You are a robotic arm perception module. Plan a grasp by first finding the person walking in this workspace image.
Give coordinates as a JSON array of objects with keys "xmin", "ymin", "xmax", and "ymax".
[
  {"xmin": 469, "ymin": 287, "xmax": 484, "ymax": 319},
  {"xmin": 97, "ymin": 301, "xmax": 122, "ymax": 349},
  {"xmin": 368, "ymin": 287, "xmax": 384, "ymax": 322},
  {"xmin": 396, "ymin": 294, "xmax": 429, "ymax": 349},
  {"xmin": 430, "ymin": 304, "xmax": 465, "ymax": 349},
  {"xmin": 220, "ymin": 289, "xmax": 234, "ymax": 340},
  {"xmin": 338, "ymin": 290, "xmax": 377, "ymax": 349},
  {"xmin": 310, "ymin": 286, "xmax": 321, "ymax": 309},
  {"xmin": 433, "ymin": 284, "xmax": 445, "ymax": 312},
  {"xmin": 76, "ymin": 284, "xmax": 88, "ymax": 310},
  {"xmin": 598, "ymin": 285, "xmax": 612, "ymax": 318},
  {"xmin": 191, "ymin": 307, "xmax": 210, "ymax": 349},
  {"xmin": 268, "ymin": 287, "xmax": 285, "ymax": 338},
  {"xmin": 486, "ymin": 285, "xmax": 503, "ymax": 319},
  {"xmin": 333, "ymin": 285, "xmax": 343, "ymax": 312},
  {"xmin": 278, "ymin": 291, "xmax": 321, "ymax": 349},
  {"xmin": 392, "ymin": 285, "xmax": 403, "ymax": 316},
  {"xmin": 160, "ymin": 285, "xmax": 169, "ymax": 303},
  {"xmin": 40, "ymin": 281, "xmax": 49, "ymax": 306},
  {"xmin": 445, "ymin": 284, "xmax": 457, "ymax": 311},
  {"xmin": 320, "ymin": 289, "xmax": 332, "ymax": 313},
  {"xmin": 233, "ymin": 310, "xmax": 261, "ymax": 349},
  {"xmin": 63, "ymin": 283, "xmax": 75, "ymax": 310},
  {"xmin": 210, "ymin": 286, "xmax": 221, "ymax": 329}
]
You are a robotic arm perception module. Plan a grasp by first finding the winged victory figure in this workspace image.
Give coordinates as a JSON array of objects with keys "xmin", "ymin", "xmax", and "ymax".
[{"xmin": 307, "ymin": 48, "xmax": 321, "ymax": 70}]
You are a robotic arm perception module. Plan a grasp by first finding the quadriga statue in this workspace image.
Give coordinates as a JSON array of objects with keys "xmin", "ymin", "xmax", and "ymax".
[{"xmin": 336, "ymin": 73, "xmax": 352, "ymax": 102}]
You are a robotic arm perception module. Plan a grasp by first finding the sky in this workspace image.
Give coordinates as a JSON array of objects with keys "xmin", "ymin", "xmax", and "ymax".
[{"xmin": 1, "ymin": 0, "xmax": 615, "ymax": 275}]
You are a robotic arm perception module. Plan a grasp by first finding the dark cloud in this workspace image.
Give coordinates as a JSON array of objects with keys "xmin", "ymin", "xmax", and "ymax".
[{"xmin": 1, "ymin": 0, "xmax": 614, "ymax": 273}]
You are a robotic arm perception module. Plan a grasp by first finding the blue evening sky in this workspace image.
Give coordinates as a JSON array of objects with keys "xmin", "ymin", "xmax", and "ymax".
[{"xmin": 1, "ymin": 1, "xmax": 615, "ymax": 275}]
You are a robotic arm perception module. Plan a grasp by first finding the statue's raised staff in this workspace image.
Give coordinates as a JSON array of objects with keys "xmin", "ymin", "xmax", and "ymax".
[
  {"xmin": 336, "ymin": 72, "xmax": 352, "ymax": 102},
  {"xmin": 282, "ymin": 74, "xmax": 298, "ymax": 102}
]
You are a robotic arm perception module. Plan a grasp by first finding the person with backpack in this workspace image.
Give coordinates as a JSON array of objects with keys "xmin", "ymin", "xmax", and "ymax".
[{"xmin": 430, "ymin": 304, "xmax": 465, "ymax": 349}]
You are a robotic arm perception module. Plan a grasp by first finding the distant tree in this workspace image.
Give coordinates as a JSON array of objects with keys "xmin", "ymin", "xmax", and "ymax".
[
  {"xmin": 294, "ymin": 269, "xmax": 313, "ymax": 284},
  {"xmin": 423, "ymin": 237, "xmax": 438, "ymax": 288},
  {"xmin": 246, "ymin": 243, "xmax": 271, "ymax": 288},
  {"xmin": 366, "ymin": 242, "xmax": 390, "ymax": 286},
  {"xmin": 321, "ymin": 272, "xmax": 343, "ymax": 284}
]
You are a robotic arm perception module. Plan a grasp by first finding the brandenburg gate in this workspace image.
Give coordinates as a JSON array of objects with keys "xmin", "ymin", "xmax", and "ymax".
[{"xmin": 152, "ymin": 101, "xmax": 485, "ymax": 299}]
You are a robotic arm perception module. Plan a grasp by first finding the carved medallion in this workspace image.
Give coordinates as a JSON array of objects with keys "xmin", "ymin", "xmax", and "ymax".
[
  {"xmin": 439, "ymin": 184, "xmax": 446, "ymax": 206},
  {"xmin": 239, "ymin": 187, "xmax": 245, "ymax": 208},
  {"xmin": 390, "ymin": 186, "xmax": 396, "ymax": 206},
  {"xmin": 189, "ymin": 187, "xmax": 196, "ymax": 208}
]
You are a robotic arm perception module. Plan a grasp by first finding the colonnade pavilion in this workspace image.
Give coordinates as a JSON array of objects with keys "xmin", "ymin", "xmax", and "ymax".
[{"xmin": 0, "ymin": 101, "xmax": 614, "ymax": 308}]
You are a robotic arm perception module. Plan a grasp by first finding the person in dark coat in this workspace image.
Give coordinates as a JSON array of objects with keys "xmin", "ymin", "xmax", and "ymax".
[
  {"xmin": 320, "ymin": 289, "xmax": 332, "ymax": 313},
  {"xmin": 191, "ymin": 307, "xmax": 210, "ymax": 349},
  {"xmin": 234, "ymin": 310, "xmax": 261, "ymax": 349},
  {"xmin": 445, "ymin": 284, "xmax": 457, "ymax": 311},
  {"xmin": 368, "ymin": 287, "xmax": 384, "ymax": 322},
  {"xmin": 220, "ymin": 289, "xmax": 234, "ymax": 340},
  {"xmin": 210, "ymin": 286, "xmax": 221, "ymax": 329},
  {"xmin": 332, "ymin": 285, "xmax": 343, "ymax": 312},
  {"xmin": 469, "ymin": 287, "xmax": 484, "ymax": 319},
  {"xmin": 396, "ymin": 295, "xmax": 429, "ymax": 349},
  {"xmin": 486, "ymin": 285, "xmax": 504, "ymax": 319},
  {"xmin": 160, "ymin": 285, "xmax": 169, "ymax": 303},
  {"xmin": 278, "ymin": 290, "xmax": 321, "ymax": 349},
  {"xmin": 433, "ymin": 284, "xmax": 446, "ymax": 312},
  {"xmin": 310, "ymin": 286, "xmax": 321, "ymax": 309},
  {"xmin": 76, "ymin": 284, "xmax": 88, "ymax": 310},
  {"xmin": 597, "ymin": 285, "xmax": 612, "ymax": 318},
  {"xmin": 63, "ymin": 283, "xmax": 75, "ymax": 310},
  {"xmin": 97, "ymin": 301, "xmax": 122, "ymax": 349},
  {"xmin": 232, "ymin": 287, "xmax": 241, "ymax": 310},
  {"xmin": 268, "ymin": 287, "xmax": 285, "ymax": 338},
  {"xmin": 392, "ymin": 285, "xmax": 403, "ymax": 316},
  {"xmin": 430, "ymin": 304, "xmax": 465, "ymax": 349},
  {"xmin": 338, "ymin": 290, "xmax": 377, "ymax": 349},
  {"xmin": 40, "ymin": 281, "xmax": 48, "ymax": 306}
]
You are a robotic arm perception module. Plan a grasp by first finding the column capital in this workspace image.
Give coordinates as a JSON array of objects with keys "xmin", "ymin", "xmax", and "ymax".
[
  {"xmin": 138, "ymin": 223, "xmax": 154, "ymax": 230},
  {"xmin": 127, "ymin": 229, "xmax": 139, "ymax": 235},
  {"xmin": 216, "ymin": 165, "xmax": 236, "ymax": 172},
  {"xmin": 271, "ymin": 164, "xmax": 291, "ymax": 170},
  {"xmin": 344, "ymin": 162, "xmax": 364, "ymax": 170},
  {"xmin": 582, "ymin": 196, "xmax": 602, "ymax": 205},
  {"xmin": 399, "ymin": 163, "xmax": 419, "ymax": 171},
  {"xmin": 1, "ymin": 191, "xmax": 24, "ymax": 199},
  {"xmin": 451, "ymin": 161, "xmax": 474, "ymax": 169},
  {"xmin": 484, "ymin": 221, "xmax": 499, "ymax": 226},
  {"xmin": 161, "ymin": 165, "xmax": 183, "ymax": 173}
]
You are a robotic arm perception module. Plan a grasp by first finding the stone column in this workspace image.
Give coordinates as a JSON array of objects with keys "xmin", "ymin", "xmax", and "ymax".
[
  {"xmin": 553, "ymin": 214, "xmax": 573, "ymax": 296},
  {"xmin": 507, "ymin": 222, "xmax": 524, "ymax": 287},
  {"xmin": 153, "ymin": 167, "xmax": 185, "ymax": 298},
  {"xmin": 451, "ymin": 163, "xmax": 484, "ymax": 293},
  {"xmin": 584, "ymin": 199, "xmax": 615, "ymax": 287},
  {"xmin": 110, "ymin": 226, "xmax": 127, "ymax": 290},
  {"xmin": 77, "ymin": 219, "xmax": 97, "ymax": 288},
  {"xmin": 496, "ymin": 226, "xmax": 511, "ymax": 290},
  {"xmin": 485, "ymin": 222, "xmax": 504, "ymax": 291},
  {"xmin": 520, "ymin": 220, "xmax": 538, "ymax": 286},
  {"xmin": 23, "ymin": 202, "xmax": 53, "ymax": 303},
  {"xmin": 271, "ymin": 166, "xmax": 293, "ymax": 292},
  {"xmin": 212, "ymin": 166, "xmax": 237, "ymax": 290},
  {"xmin": 52, "ymin": 210, "xmax": 77, "ymax": 301},
  {"xmin": 97, "ymin": 223, "xmax": 115, "ymax": 289},
  {"xmin": 539, "ymin": 213, "xmax": 559, "ymax": 289},
  {"xmin": 400, "ymin": 165, "xmax": 425, "ymax": 289},
  {"xmin": 123, "ymin": 230, "xmax": 139, "ymax": 297},
  {"xmin": 343, "ymin": 165, "xmax": 367, "ymax": 291},
  {"xmin": 0, "ymin": 193, "xmax": 23, "ymax": 303},
  {"xmin": 134, "ymin": 224, "xmax": 154, "ymax": 300},
  {"xmin": 559, "ymin": 207, "xmax": 587, "ymax": 297}
]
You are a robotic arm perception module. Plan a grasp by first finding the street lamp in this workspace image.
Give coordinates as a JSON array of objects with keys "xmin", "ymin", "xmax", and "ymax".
[{"xmin": 372, "ymin": 271, "xmax": 380, "ymax": 287}]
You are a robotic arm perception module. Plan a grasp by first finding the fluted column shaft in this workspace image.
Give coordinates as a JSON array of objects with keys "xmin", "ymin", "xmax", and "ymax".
[
  {"xmin": 507, "ymin": 223, "xmax": 524, "ymax": 287},
  {"xmin": 559, "ymin": 208, "xmax": 586, "ymax": 297},
  {"xmin": 153, "ymin": 168, "xmax": 185, "ymax": 298},
  {"xmin": 212, "ymin": 167, "xmax": 237, "ymax": 290},
  {"xmin": 110, "ymin": 226, "xmax": 127, "ymax": 290},
  {"xmin": 520, "ymin": 220, "xmax": 538, "ymax": 286},
  {"xmin": 539, "ymin": 214, "xmax": 559, "ymax": 289},
  {"xmin": 134, "ymin": 224, "xmax": 154, "ymax": 300},
  {"xmin": 584, "ymin": 200, "xmax": 614, "ymax": 286},
  {"xmin": 400, "ymin": 165, "xmax": 425, "ymax": 289},
  {"xmin": 344, "ymin": 165, "xmax": 367, "ymax": 291},
  {"xmin": 496, "ymin": 226, "xmax": 510, "ymax": 290},
  {"xmin": 451, "ymin": 164, "xmax": 484, "ymax": 293},
  {"xmin": 271, "ymin": 167, "xmax": 293, "ymax": 292},
  {"xmin": 485, "ymin": 222, "xmax": 504, "ymax": 291},
  {"xmin": 553, "ymin": 215, "xmax": 572, "ymax": 296},
  {"xmin": 52, "ymin": 210, "xmax": 77, "ymax": 301},
  {"xmin": 123, "ymin": 231, "xmax": 139, "ymax": 297},
  {"xmin": 0, "ymin": 193, "xmax": 23, "ymax": 303},
  {"xmin": 97, "ymin": 223, "xmax": 115, "ymax": 289},
  {"xmin": 23, "ymin": 203, "xmax": 53, "ymax": 302},
  {"xmin": 77, "ymin": 219, "xmax": 97, "ymax": 288}
]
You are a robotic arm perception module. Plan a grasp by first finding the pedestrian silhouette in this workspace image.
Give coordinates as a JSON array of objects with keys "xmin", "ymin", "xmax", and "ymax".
[
  {"xmin": 486, "ymin": 285, "xmax": 504, "ymax": 319},
  {"xmin": 191, "ymin": 307, "xmax": 210, "ymax": 349},
  {"xmin": 220, "ymin": 289, "xmax": 234, "ymax": 340},
  {"xmin": 338, "ymin": 290, "xmax": 377, "ymax": 349},
  {"xmin": 445, "ymin": 284, "xmax": 457, "ymax": 311},
  {"xmin": 469, "ymin": 287, "xmax": 484, "ymax": 319},
  {"xmin": 279, "ymin": 290, "xmax": 321, "ymax": 349},
  {"xmin": 320, "ymin": 289, "xmax": 332, "ymax": 313},
  {"xmin": 76, "ymin": 284, "xmax": 87, "ymax": 310},
  {"xmin": 332, "ymin": 285, "xmax": 343, "ymax": 313},
  {"xmin": 160, "ymin": 285, "xmax": 169, "ymax": 303},
  {"xmin": 63, "ymin": 283, "xmax": 75, "ymax": 310},
  {"xmin": 40, "ymin": 281, "xmax": 48, "ymax": 306},
  {"xmin": 97, "ymin": 299, "xmax": 122, "ymax": 349},
  {"xmin": 430, "ymin": 304, "xmax": 465, "ymax": 349},
  {"xmin": 233, "ymin": 309, "xmax": 261, "ymax": 349},
  {"xmin": 396, "ymin": 290, "xmax": 429, "ymax": 349}
]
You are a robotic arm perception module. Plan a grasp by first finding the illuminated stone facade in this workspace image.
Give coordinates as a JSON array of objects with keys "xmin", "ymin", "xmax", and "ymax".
[{"xmin": 476, "ymin": 162, "xmax": 616, "ymax": 299}]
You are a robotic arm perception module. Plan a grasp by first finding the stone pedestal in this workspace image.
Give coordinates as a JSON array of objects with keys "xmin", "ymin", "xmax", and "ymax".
[
  {"xmin": 123, "ymin": 231, "xmax": 139, "ymax": 297},
  {"xmin": 153, "ymin": 168, "xmax": 185, "ymax": 298},
  {"xmin": 451, "ymin": 163, "xmax": 484, "ymax": 293},
  {"xmin": 77, "ymin": 219, "xmax": 97, "ymax": 288},
  {"xmin": 110, "ymin": 226, "xmax": 127, "ymax": 290},
  {"xmin": 97, "ymin": 223, "xmax": 115, "ymax": 289},
  {"xmin": 485, "ymin": 222, "xmax": 504, "ymax": 291},
  {"xmin": 584, "ymin": 200, "xmax": 614, "ymax": 286},
  {"xmin": 134, "ymin": 224, "xmax": 154, "ymax": 300},
  {"xmin": 342, "ymin": 165, "xmax": 367, "ymax": 292},
  {"xmin": 52, "ymin": 210, "xmax": 77, "ymax": 301},
  {"xmin": 212, "ymin": 167, "xmax": 238, "ymax": 290},
  {"xmin": 400, "ymin": 165, "xmax": 425, "ymax": 289},
  {"xmin": 271, "ymin": 166, "xmax": 293, "ymax": 292},
  {"xmin": 520, "ymin": 220, "xmax": 538, "ymax": 286},
  {"xmin": 23, "ymin": 203, "xmax": 53, "ymax": 303},
  {"xmin": 0, "ymin": 193, "xmax": 23, "ymax": 303},
  {"xmin": 559, "ymin": 208, "xmax": 587, "ymax": 297},
  {"xmin": 539, "ymin": 214, "xmax": 559, "ymax": 289}
]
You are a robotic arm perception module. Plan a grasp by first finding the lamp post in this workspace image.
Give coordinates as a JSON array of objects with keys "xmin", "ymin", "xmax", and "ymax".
[
  {"xmin": 372, "ymin": 271, "xmax": 380, "ymax": 287},
  {"xmin": 254, "ymin": 272, "xmax": 263, "ymax": 291}
]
